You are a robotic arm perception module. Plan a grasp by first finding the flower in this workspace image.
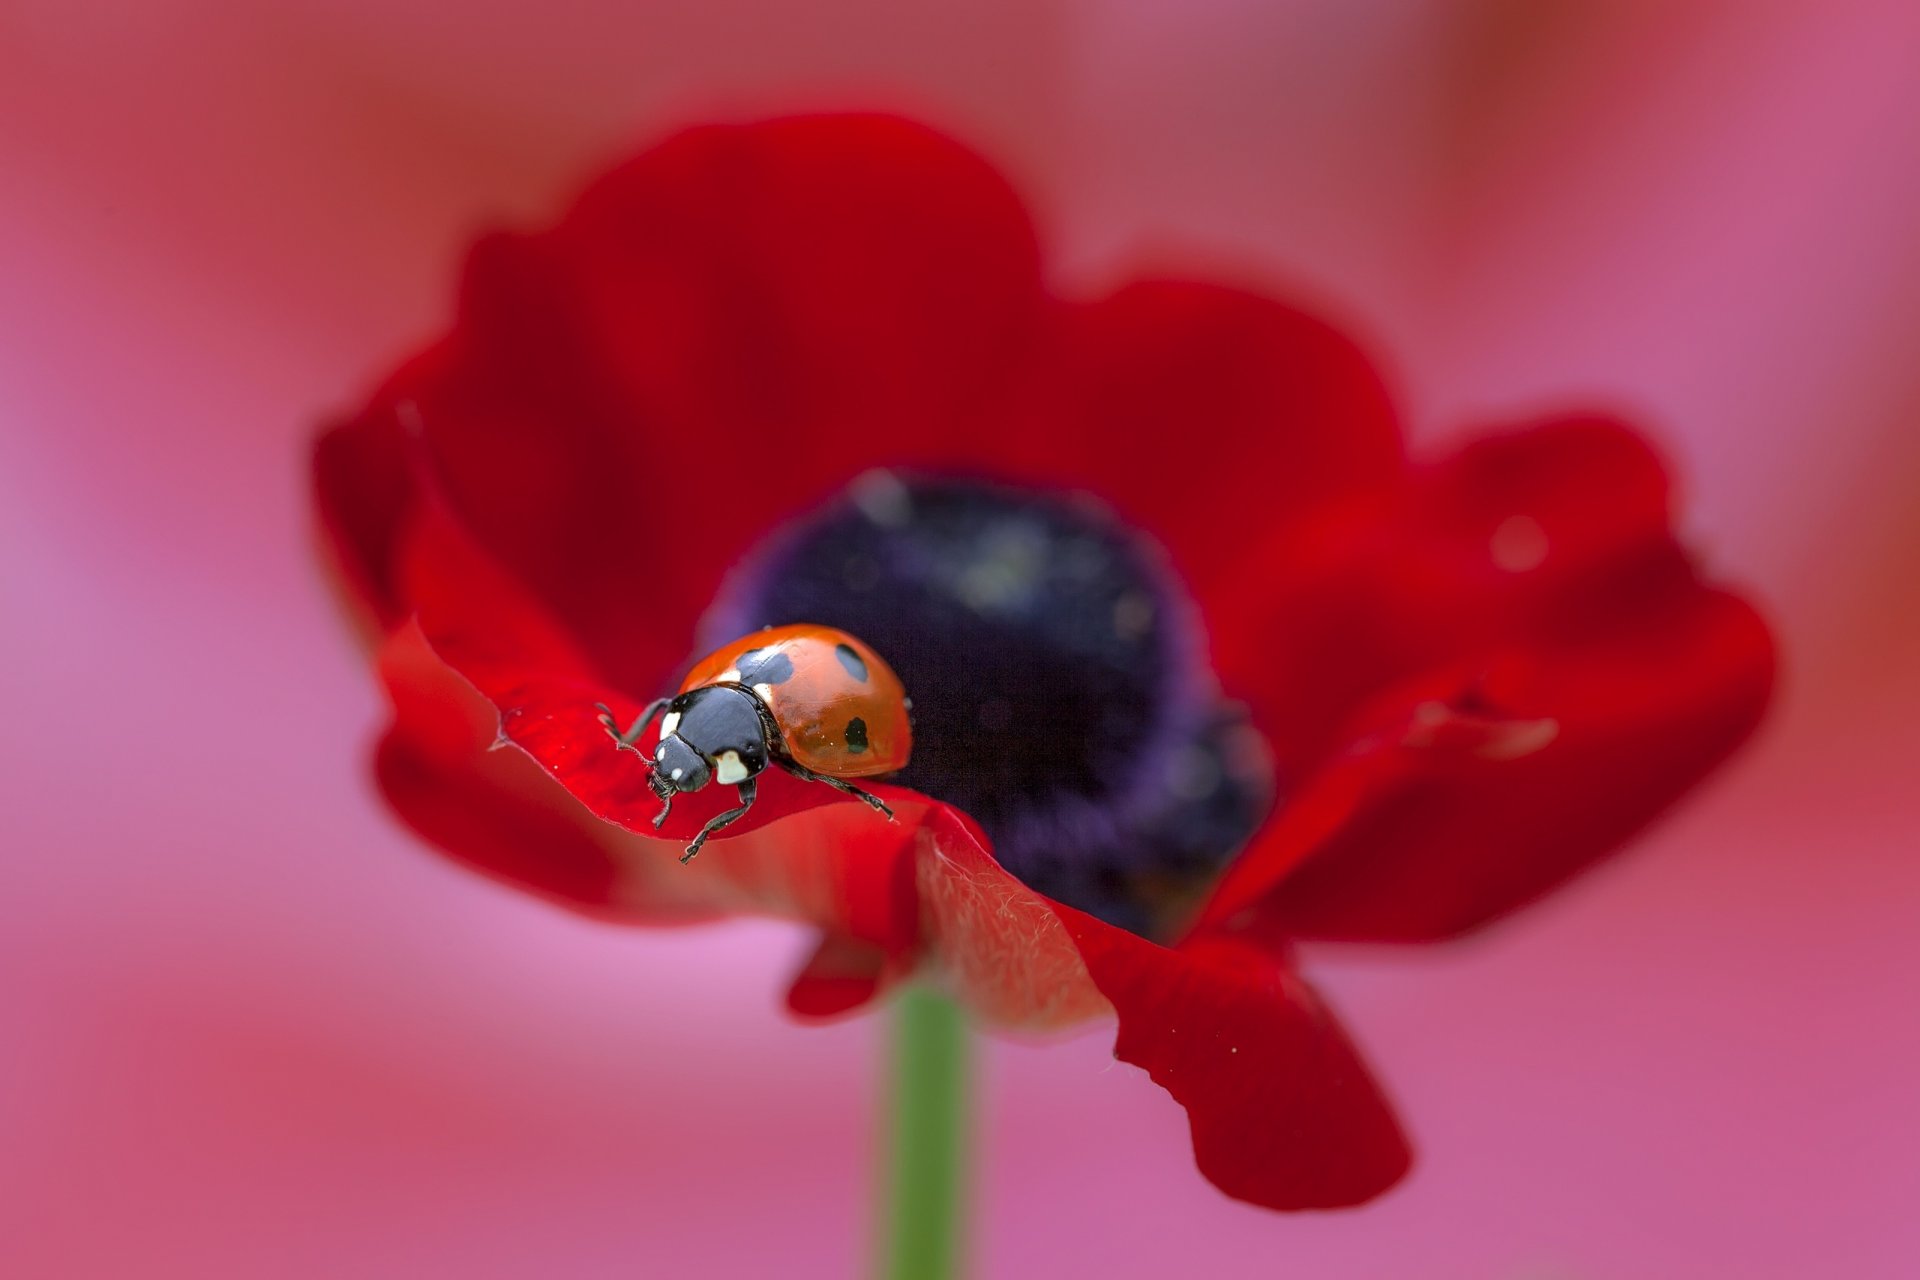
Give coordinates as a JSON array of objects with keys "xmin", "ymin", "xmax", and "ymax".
[{"xmin": 313, "ymin": 113, "xmax": 1774, "ymax": 1211}]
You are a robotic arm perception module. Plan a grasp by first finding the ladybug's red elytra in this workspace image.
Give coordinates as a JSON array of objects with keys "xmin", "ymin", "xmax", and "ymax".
[{"xmin": 596, "ymin": 624, "xmax": 912, "ymax": 862}]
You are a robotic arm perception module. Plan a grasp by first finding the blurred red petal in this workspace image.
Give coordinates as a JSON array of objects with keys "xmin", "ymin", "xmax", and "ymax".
[
  {"xmin": 560, "ymin": 114, "xmax": 1045, "ymax": 483},
  {"xmin": 1208, "ymin": 570, "xmax": 1775, "ymax": 942},
  {"xmin": 327, "ymin": 115, "xmax": 1048, "ymax": 696},
  {"xmin": 1216, "ymin": 417, "xmax": 1725, "ymax": 777},
  {"xmin": 785, "ymin": 933, "xmax": 898, "ymax": 1022},
  {"xmin": 1197, "ymin": 419, "xmax": 1773, "ymax": 940},
  {"xmin": 1419, "ymin": 416, "xmax": 1672, "ymax": 580},
  {"xmin": 1025, "ymin": 280, "xmax": 1403, "ymax": 605},
  {"xmin": 312, "ymin": 376, "xmax": 434, "ymax": 634}
]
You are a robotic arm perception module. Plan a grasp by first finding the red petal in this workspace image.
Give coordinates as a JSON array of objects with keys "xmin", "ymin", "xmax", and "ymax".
[
  {"xmin": 1018, "ymin": 280, "xmax": 1403, "ymax": 611},
  {"xmin": 312, "ymin": 369, "xmax": 434, "ymax": 634},
  {"xmin": 375, "ymin": 621, "xmax": 721, "ymax": 922},
  {"xmin": 559, "ymin": 115, "xmax": 1045, "ymax": 482},
  {"xmin": 1064, "ymin": 922, "xmax": 1412, "ymax": 1209},
  {"xmin": 339, "ymin": 116, "xmax": 1047, "ymax": 696},
  {"xmin": 901, "ymin": 810, "xmax": 1404, "ymax": 1207},
  {"xmin": 1214, "ymin": 417, "xmax": 1741, "ymax": 776},
  {"xmin": 785, "ymin": 933, "xmax": 899, "ymax": 1022},
  {"xmin": 917, "ymin": 816, "xmax": 1409, "ymax": 1208},
  {"xmin": 1206, "ymin": 566, "xmax": 1775, "ymax": 943},
  {"xmin": 1198, "ymin": 420, "xmax": 1774, "ymax": 941}
]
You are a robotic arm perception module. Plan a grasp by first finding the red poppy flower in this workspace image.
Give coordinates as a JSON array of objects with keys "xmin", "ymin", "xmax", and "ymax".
[{"xmin": 313, "ymin": 114, "xmax": 1774, "ymax": 1211}]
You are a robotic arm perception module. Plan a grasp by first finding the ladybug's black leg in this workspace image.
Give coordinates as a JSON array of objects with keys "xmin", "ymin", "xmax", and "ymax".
[
  {"xmin": 681, "ymin": 778, "xmax": 756, "ymax": 864},
  {"xmin": 652, "ymin": 791, "xmax": 674, "ymax": 830},
  {"xmin": 596, "ymin": 698, "xmax": 669, "ymax": 750},
  {"xmin": 776, "ymin": 759, "xmax": 894, "ymax": 820}
]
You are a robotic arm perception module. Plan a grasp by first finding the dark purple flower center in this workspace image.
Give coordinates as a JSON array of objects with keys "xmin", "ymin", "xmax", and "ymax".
[{"xmin": 705, "ymin": 473, "xmax": 1273, "ymax": 938}]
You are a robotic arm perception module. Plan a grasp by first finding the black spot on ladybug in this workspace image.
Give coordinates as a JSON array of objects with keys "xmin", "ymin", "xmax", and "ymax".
[
  {"xmin": 834, "ymin": 643, "xmax": 869, "ymax": 682},
  {"xmin": 735, "ymin": 647, "xmax": 795, "ymax": 686},
  {"xmin": 845, "ymin": 716, "xmax": 869, "ymax": 753}
]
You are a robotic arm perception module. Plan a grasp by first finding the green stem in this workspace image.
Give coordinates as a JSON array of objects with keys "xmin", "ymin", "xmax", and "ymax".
[{"xmin": 877, "ymin": 987, "xmax": 970, "ymax": 1280}]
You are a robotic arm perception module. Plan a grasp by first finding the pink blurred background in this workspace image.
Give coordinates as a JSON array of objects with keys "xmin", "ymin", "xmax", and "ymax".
[{"xmin": 4, "ymin": 2, "xmax": 1916, "ymax": 1276}]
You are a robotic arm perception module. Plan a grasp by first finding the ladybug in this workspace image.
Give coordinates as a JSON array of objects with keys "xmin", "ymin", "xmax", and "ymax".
[{"xmin": 596, "ymin": 624, "xmax": 912, "ymax": 862}]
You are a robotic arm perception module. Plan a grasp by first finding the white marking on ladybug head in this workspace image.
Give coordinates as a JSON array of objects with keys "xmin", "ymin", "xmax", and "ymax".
[
  {"xmin": 655, "ymin": 743, "xmax": 670, "ymax": 762},
  {"xmin": 659, "ymin": 711, "xmax": 681, "ymax": 739},
  {"xmin": 669, "ymin": 767, "xmax": 684, "ymax": 781},
  {"xmin": 715, "ymin": 751, "xmax": 749, "ymax": 785}
]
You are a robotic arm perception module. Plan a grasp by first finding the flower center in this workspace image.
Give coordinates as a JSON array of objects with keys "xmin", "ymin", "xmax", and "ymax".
[{"xmin": 705, "ymin": 472, "xmax": 1273, "ymax": 938}]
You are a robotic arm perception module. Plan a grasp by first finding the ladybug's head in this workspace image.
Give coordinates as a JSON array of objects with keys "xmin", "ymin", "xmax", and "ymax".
[
  {"xmin": 650, "ymin": 734, "xmax": 711, "ymax": 795},
  {"xmin": 649, "ymin": 685, "xmax": 773, "ymax": 796}
]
